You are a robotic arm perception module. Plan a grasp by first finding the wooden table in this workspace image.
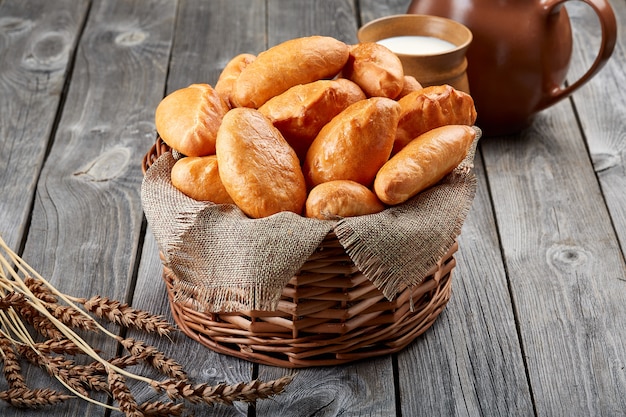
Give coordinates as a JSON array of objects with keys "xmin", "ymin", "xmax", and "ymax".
[{"xmin": 1, "ymin": 0, "xmax": 625, "ymax": 416}]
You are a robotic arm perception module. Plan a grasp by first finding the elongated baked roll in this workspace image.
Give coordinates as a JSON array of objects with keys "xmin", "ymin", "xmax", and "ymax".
[
  {"xmin": 170, "ymin": 155, "xmax": 234, "ymax": 204},
  {"xmin": 305, "ymin": 180, "xmax": 385, "ymax": 219},
  {"xmin": 216, "ymin": 108, "xmax": 307, "ymax": 218},
  {"xmin": 393, "ymin": 84, "xmax": 476, "ymax": 154},
  {"xmin": 155, "ymin": 84, "xmax": 230, "ymax": 157},
  {"xmin": 231, "ymin": 36, "xmax": 350, "ymax": 108},
  {"xmin": 258, "ymin": 78, "xmax": 366, "ymax": 161},
  {"xmin": 303, "ymin": 96, "xmax": 401, "ymax": 188},
  {"xmin": 342, "ymin": 42, "xmax": 404, "ymax": 99},
  {"xmin": 214, "ymin": 53, "xmax": 256, "ymax": 107},
  {"xmin": 374, "ymin": 125, "xmax": 476, "ymax": 205}
]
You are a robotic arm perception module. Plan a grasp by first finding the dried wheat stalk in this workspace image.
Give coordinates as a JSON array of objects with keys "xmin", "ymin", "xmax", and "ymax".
[
  {"xmin": 0, "ymin": 333, "xmax": 26, "ymax": 390},
  {"xmin": 0, "ymin": 234, "xmax": 293, "ymax": 416},
  {"xmin": 79, "ymin": 295, "xmax": 175, "ymax": 337},
  {"xmin": 0, "ymin": 387, "xmax": 73, "ymax": 408}
]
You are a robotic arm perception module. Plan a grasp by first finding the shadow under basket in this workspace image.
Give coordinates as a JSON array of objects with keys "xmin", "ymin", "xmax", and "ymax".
[{"xmin": 143, "ymin": 137, "xmax": 457, "ymax": 368}]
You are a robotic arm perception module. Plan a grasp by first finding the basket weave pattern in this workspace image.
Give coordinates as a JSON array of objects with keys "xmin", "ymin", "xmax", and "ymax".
[{"xmin": 143, "ymin": 138, "xmax": 457, "ymax": 368}]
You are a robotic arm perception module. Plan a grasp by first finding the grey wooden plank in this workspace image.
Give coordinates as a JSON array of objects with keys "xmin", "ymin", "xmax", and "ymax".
[
  {"xmin": 21, "ymin": 0, "xmax": 175, "ymax": 305},
  {"xmin": 396, "ymin": 151, "xmax": 534, "ymax": 417},
  {"xmin": 165, "ymin": 0, "xmax": 267, "ymax": 92},
  {"xmin": 0, "ymin": 0, "xmax": 177, "ymax": 415},
  {"xmin": 358, "ymin": 0, "xmax": 412, "ymax": 24},
  {"xmin": 567, "ymin": 1, "xmax": 626, "ymax": 252},
  {"xmin": 268, "ymin": 0, "xmax": 359, "ymax": 44},
  {"xmin": 258, "ymin": 357, "xmax": 396, "ymax": 417},
  {"xmin": 0, "ymin": 0, "xmax": 91, "ymax": 412},
  {"xmin": 482, "ymin": 97, "xmax": 626, "ymax": 416},
  {"xmin": 0, "ymin": 0, "xmax": 90, "ymax": 251}
]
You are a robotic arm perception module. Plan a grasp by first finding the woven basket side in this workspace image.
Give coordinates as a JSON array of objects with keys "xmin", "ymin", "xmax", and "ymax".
[{"xmin": 163, "ymin": 240, "xmax": 457, "ymax": 368}]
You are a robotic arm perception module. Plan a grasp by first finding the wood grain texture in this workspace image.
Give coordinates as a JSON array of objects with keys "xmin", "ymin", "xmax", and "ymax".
[
  {"xmin": 258, "ymin": 358, "xmax": 395, "ymax": 417},
  {"xmin": 0, "ymin": 0, "xmax": 178, "ymax": 415},
  {"xmin": 22, "ymin": 0, "xmax": 175, "ymax": 303},
  {"xmin": 0, "ymin": 0, "xmax": 90, "ymax": 251},
  {"xmin": 358, "ymin": 0, "xmax": 412, "ymax": 25},
  {"xmin": 567, "ymin": 0, "xmax": 626, "ymax": 252},
  {"xmin": 165, "ymin": 0, "xmax": 266, "ymax": 92},
  {"xmin": 396, "ymin": 150, "xmax": 535, "ymax": 417},
  {"xmin": 482, "ymin": 98, "xmax": 626, "ymax": 416},
  {"xmin": 268, "ymin": 0, "xmax": 358, "ymax": 44}
]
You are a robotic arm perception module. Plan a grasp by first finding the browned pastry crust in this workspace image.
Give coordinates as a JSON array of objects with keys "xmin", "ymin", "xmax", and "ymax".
[
  {"xmin": 170, "ymin": 155, "xmax": 234, "ymax": 204},
  {"xmin": 258, "ymin": 78, "xmax": 366, "ymax": 161},
  {"xmin": 342, "ymin": 42, "xmax": 405, "ymax": 99},
  {"xmin": 231, "ymin": 36, "xmax": 350, "ymax": 108},
  {"xmin": 303, "ymin": 97, "xmax": 401, "ymax": 188},
  {"xmin": 393, "ymin": 84, "xmax": 477, "ymax": 154},
  {"xmin": 214, "ymin": 53, "xmax": 256, "ymax": 107},
  {"xmin": 155, "ymin": 84, "xmax": 230, "ymax": 157},
  {"xmin": 215, "ymin": 108, "xmax": 307, "ymax": 218},
  {"xmin": 374, "ymin": 124, "xmax": 476, "ymax": 205},
  {"xmin": 396, "ymin": 75, "xmax": 423, "ymax": 99},
  {"xmin": 305, "ymin": 180, "xmax": 385, "ymax": 219}
]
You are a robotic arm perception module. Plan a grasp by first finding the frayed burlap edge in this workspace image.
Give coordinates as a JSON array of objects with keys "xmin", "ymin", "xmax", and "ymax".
[
  {"xmin": 141, "ymin": 153, "xmax": 334, "ymax": 312},
  {"xmin": 335, "ymin": 127, "xmax": 479, "ymax": 300}
]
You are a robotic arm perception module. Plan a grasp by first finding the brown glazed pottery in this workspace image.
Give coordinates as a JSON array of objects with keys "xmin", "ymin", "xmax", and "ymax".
[
  {"xmin": 358, "ymin": 14, "xmax": 473, "ymax": 93},
  {"xmin": 407, "ymin": 0, "xmax": 617, "ymax": 136}
]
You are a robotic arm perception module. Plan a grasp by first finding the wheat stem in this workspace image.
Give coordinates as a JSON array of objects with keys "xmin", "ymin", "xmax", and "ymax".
[
  {"xmin": 0, "ymin": 242, "xmax": 157, "ymax": 386},
  {"xmin": 0, "ymin": 234, "xmax": 291, "ymax": 413},
  {"xmin": 0, "ymin": 245, "xmax": 117, "ymax": 338}
]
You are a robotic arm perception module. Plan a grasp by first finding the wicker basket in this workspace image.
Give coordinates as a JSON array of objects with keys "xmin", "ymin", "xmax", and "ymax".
[{"xmin": 142, "ymin": 137, "xmax": 457, "ymax": 368}]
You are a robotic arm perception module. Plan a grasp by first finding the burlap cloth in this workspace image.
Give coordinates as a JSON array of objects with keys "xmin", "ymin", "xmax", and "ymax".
[{"xmin": 141, "ymin": 127, "xmax": 480, "ymax": 312}]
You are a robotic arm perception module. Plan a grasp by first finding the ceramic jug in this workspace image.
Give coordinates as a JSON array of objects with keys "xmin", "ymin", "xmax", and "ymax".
[{"xmin": 407, "ymin": 0, "xmax": 617, "ymax": 136}]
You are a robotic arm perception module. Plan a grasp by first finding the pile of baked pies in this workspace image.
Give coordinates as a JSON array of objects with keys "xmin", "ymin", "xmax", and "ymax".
[{"xmin": 154, "ymin": 35, "xmax": 477, "ymax": 220}]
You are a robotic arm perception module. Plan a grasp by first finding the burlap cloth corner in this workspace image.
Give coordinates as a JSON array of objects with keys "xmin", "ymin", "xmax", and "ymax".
[{"xmin": 141, "ymin": 127, "xmax": 480, "ymax": 313}]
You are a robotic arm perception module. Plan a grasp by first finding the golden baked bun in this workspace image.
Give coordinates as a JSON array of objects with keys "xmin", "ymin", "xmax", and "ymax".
[
  {"xmin": 258, "ymin": 78, "xmax": 366, "ymax": 161},
  {"xmin": 305, "ymin": 180, "xmax": 385, "ymax": 220},
  {"xmin": 374, "ymin": 125, "xmax": 476, "ymax": 205},
  {"xmin": 155, "ymin": 84, "xmax": 230, "ymax": 157},
  {"xmin": 214, "ymin": 53, "xmax": 256, "ymax": 107},
  {"xmin": 396, "ymin": 75, "xmax": 423, "ymax": 99},
  {"xmin": 216, "ymin": 108, "xmax": 307, "ymax": 218},
  {"xmin": 303, "ymin": 97, "xmax": 401, "ymax": 188},
  {"xmin": 170, "ymin": 156, "xmax": 234, "ymax": 204},
  {"xmin": 231, "ymin": 36, "xmax": 350, "ymax": 108},
  {"xmin": 342, "ymin": 42, "xmax": 404, "ymax": 99},
  {"xmin": 393, "ymin": 84, "xmax": 477, "ymax": 154}
]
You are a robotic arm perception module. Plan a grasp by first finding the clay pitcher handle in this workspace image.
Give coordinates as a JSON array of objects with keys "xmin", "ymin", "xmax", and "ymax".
[{"xmin": 538, "ymin": 0, "xmax": 617, "ymax": 111}]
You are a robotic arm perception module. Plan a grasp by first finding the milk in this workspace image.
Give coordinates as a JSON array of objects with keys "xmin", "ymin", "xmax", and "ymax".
[{"xmin": 377, "ymin": 35, "xmax": 456, "ymax": 55}]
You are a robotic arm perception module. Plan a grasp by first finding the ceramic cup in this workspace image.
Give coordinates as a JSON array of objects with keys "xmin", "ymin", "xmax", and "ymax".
[{"xmin": 357, "ymin": 14, "xmax": 473, "ymax": 93}]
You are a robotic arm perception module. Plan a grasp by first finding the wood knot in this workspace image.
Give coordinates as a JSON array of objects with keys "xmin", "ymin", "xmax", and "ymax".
[
  {"xmin": 114, "ymin": 30, "xmax": 147, "ymax": 46},
  {"xmin": 547, "ymin": 244, "xmax": 589, "ymax": 270},
  {"xmin": 189, "ymin": 367, "xmax": 221, "ymax": 381},
  {"xmin": 0, "ymin": 17, "xmax": 33, "ymax": 35},
  {"xmin": 22, "ymin": 33, "xmax": 67, "ymax": 69},
  {"xmin": 592, "ymin": 152, "xmax": 621, "ymax": 173},
  {"xmin": 73, "ymin": 146, "xmax": 131, "ymax": 182}
]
